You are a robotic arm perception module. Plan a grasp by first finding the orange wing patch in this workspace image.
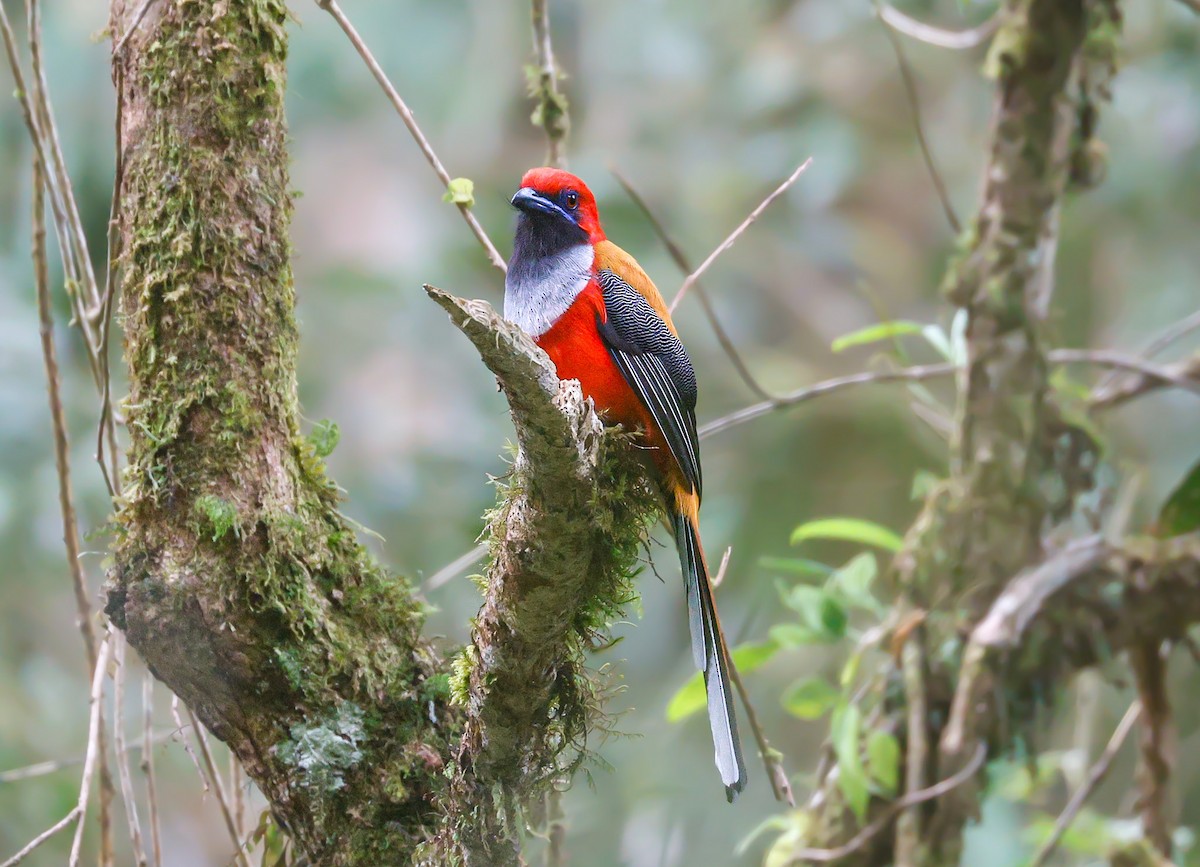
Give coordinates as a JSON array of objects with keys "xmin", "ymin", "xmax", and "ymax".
[{"xmin": 594, "ymin": 240, "xmax": 678, "ymax": 336}]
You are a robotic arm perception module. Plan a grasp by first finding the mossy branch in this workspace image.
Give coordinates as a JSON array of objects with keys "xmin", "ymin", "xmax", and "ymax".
[
  {"xmin": 424, "ymin": 286, "xmax": 657, "ymax": 863},
  {"xmin": 782, "ymin": 2, "xmax": 1139, "ymax": 864}
]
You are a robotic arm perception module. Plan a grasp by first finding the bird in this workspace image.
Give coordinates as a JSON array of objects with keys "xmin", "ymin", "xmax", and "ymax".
[{"xmin": 503, "ymin": 166, "xmax": 747, "ymax": 801}]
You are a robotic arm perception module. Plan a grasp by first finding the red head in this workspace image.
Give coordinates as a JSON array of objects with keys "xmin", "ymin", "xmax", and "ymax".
[{"xmin": 510, "ymin": 167, "xmax": 605, "ymax": 244}]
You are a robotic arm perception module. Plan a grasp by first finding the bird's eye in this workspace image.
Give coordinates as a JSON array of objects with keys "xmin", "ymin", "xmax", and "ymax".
[{"xmin": 564, "ymin": 190, "xmax": 579, "ymax": 210}]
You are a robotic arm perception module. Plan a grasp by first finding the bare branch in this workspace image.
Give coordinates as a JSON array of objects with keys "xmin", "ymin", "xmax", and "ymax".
[
  {"xmin": 785, "ymin": 743, "xmax": 987, "ymax": 865},
  {"xmin": 1031, "ymin": 702, "xmax": 1142, "ymax": 867},
  {"xmin": 1095, "ymin": 309, "xmax": 1200, "ymax": 394},
  {"xmin": 610, "ymin": 164, "xmax": 781, "ymax": 403},
  {"xmin": 530, "ymin": 0, "xmax": 568, "ymax": 167},
  {"xmin": 1090, "ymin": 355, "xmax": 1200, "ymax": 410},
  {"xmin": 1131, "ymin": 642, "xmax": 1175, "ymax": 855},
  {"xmin": 421, "ymin": 542, "xmax": 489, "ymax": 593},
  {"xmin": 140, "ymin": 673, "xmax": 162, "ymax": 867},
  {"xmin": 69, "ymin": 634, "xmax": 114, "ymax": 867},
  {"xmin": 425, "ymin": 285, "xmax": 656, "ymax": 861},
  {"xmin": 894, "ymin": 632, "xmax": 928, "ymax": 867},
  {"xmin": 698, "ymin": 362, "xmax": 958, "ymax": 440},
  {"xmin": 112, "ymin": 636, "xmax": 148, "ymax": 867},
  {"xmin": 314, "ymin": 0, "xmax": 506, "ymax": 273},
  {"xmin": 187, "ymin": 709, "xmax": 252, "ymax": 867},
  {"xmin": 112, "ymin": 0, "xmax": 158, "ymax": 55},
  {"xmin": 32, "ymin": 156, "xmax": 99, "ymax": 671},
  {"xmin": 1052, "ymin": 348, "xmax": 1200, "ymax": 397},
  {"xmin": 668, "ymin": 159, "xmax": 812, "ymax": 313},
  {"xmin": 0, "ymin": 809, "xmax": 81, "ymax": 867},
  {"xmin": 874, "ymin": 1, "xmax": 961, "ymax": 232},
  {"xmin": 879, "ymin": 5, "xmax": 1000, "ymax": 50}
]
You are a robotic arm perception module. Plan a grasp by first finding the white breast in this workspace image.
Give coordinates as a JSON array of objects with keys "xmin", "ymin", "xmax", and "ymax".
[{"xmin": 504, "ymin": 243, "xmax": 594, "ymax": 338}]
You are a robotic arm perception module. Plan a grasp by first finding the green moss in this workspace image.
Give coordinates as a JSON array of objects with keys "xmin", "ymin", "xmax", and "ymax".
[
  {"xmin": 194, "ymin": 494, "xmax": 238, "ymax": 542},
  {"xmin": 109, "ymin": 0, "xmax": 459, "ymax": 861}
]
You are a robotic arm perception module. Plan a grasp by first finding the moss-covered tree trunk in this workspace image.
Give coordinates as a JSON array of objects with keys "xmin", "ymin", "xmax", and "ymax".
[
  {"xmin": 104, "ymin": 2, "xmax": 651, "ymax": 863},
  {"xmin": 106, "ymin": 0, "xmax": 456, "ymax": 860}
]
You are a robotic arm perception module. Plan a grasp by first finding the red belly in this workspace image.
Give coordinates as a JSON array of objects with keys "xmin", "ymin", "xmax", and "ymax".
[{"xmin": 536, "ymin": 284, "xmax": 667, "ymax": 465}]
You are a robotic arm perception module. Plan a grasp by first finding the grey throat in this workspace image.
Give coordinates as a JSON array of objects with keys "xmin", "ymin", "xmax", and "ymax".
[{"xmin": 504, "ymin": 242, "xmax": 594, "ymax": 338}]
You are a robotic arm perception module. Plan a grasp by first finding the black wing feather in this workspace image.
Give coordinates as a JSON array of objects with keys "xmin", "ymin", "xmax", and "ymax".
[{"xmin": 595, "ymin": 270, "xmax": 702, "ymax": 498}]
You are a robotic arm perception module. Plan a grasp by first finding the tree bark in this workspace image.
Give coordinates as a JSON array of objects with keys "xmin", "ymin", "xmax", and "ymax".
[{"xmin": 104, "ymin": 2, "xmax": 651, "ymax": 863}]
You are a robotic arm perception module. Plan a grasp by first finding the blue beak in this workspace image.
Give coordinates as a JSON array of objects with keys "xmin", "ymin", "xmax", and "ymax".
[{"xmin": 511, "ymin": 187, "xmax": 572, "ymax": 222}]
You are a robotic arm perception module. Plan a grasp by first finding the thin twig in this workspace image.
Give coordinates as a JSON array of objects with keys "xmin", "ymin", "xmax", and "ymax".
[
  {"xmin": 421, "ymin": 542, "xmax": 489, "ymax": 593},
  {"xmin": 0, "ymin": 808, "xmax": 80, "ymax": 867},
  {"xmin": 231, "ymin": 753, "xmax": 245, "ymax": 840},
  {"xmin": 701, "ymin": 347, "xmax": 1200, "ymax": 441},
  {"xmin": 530, "ymin": 0, "xmax": 567, "ymax": 167},
  {"xmin": 69, "ymin": 635, "xmax": 114, "ymax": 867},
  {"xmin": 0, "ymin": 728, "xmax": 181, "ymax": 785},
  {"xmin": 879, "ymin": 5, "xmax": 1001, "ymax": 50},
  {"xmin": 0, "ymin": 5, "xmax": 85, "ymax": 326},
  {"xmin": 25, "ymin": 0, "xmax": 100, "ymax": 321},
  {"xmin": 1090, "ymin": 355, "xmax": 1200, "ymax": 410},
  {"xmin": 727, "ymin": 644, "xmax": 794, "ymax": 807},
  {"xmin": 112, "ymin": 0, "xmax": 158, "ymax": 55},
  {"xmin": 187, "ymin": 709, "xmax": 253, "ymax": 867},
  {"xmin": 141, "ymin": 673, "xmax": 162, "ymax": 867},
  {"xmin": 698, "ymin": 362, "xmax": 958, "ymax": 440},
  {"xmin": 786, "ymin": 743, "xmax": 987, "ymax": 864},
  {"xmin": 895, "ymin": 632, "xmax": 928, "ymax": 867},
  {"xmin": 668, "ymin": 159, "xmax": 812, "ymax": 313},
  {"xmin": 1050, "ymin": 348, "xmax": 1200, "ymax": 397},
  {"xmin": 1131, "ymin": 642, "xmax": 1174, "ymax": 855},
  {"xmin": 113, "ymin": 636, "xmax": 148, "ymax": 867},
  {"xmin": 1095, "ymin": 309, "xmax": 1200, "ymax": 394},
  {"xmin": 1030, "ymin": 702, "xmax": 1142, "ymax": 867},
  {"xmin": 32, "ymin": 157, "xmax": 98, "ymax": 671},
  {"xmin": 171, "ymin": 695, "xmax": 207, "ymax": 790},
  {"xmin": 610, "ymin": 164, "xmax": 781, "ymax": 403},
  {"xmin": 315, "ymin": 0, "xmax": 506, "ymax": 273},
  {"xmin": 874, "ymin": 1, "xmax": 960, "ymax": 233},
  {"xmin": 711, "ymin": 546, "xmax": 733, "ymax": 590}
]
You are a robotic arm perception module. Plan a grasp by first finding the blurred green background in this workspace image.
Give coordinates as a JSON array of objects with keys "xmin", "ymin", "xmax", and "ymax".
[{"xmin": 1, "ymin": 0, "xmax": 1198, "ymax": 864}]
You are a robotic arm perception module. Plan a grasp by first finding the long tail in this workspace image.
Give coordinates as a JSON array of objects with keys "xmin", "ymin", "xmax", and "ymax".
[{"xmin": 672, "ymin": 505, "xmax": 747, "ymax": 801}]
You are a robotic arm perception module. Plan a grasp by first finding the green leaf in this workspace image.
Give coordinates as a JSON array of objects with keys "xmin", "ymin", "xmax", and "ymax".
[
  {"xmin": 665, "ymin": 672, "xmax": 705, "ymax": 721},
  {"xmin": 910, "ymin": 469, "xmax": 940, "ymax": 500},
  {"xmin": 443, "ymin": 177, "xmax": 476, "ymax": 207},
  {"xmin": 819, "ymin": 594, "xmax": 848, "ymax": 639},
  {"xmin": 831, "ymin": 320, "xmax": 924, "ymax": 353},
  {"xmin": 832, "ymin": 703, "xmax": 869, "ymax": 820},
  {"xmin": 828, "ymin": 552, "xmax": 880, "ymax": 613},
  {"xmin": 1157, "ymin": 458, "xmax": 1200, "ymax": 537},
  {"xmin": 668, "ymin": 641, "xmax": 778, "ymax": 721},
  {"xmin": 783, "ymin": 584, "xmax": 825, "ymax": 621},
  {"xmin": 731, "ymin": 640, "xmax": 781, "ymax": 672},
  {"xmin": 866, "ymin": 730, "xmax": 901, "ymax": 794},
  {"xmin": 921, "ymin": 324, "xmax": 953, "ymax": 360},
  {"xmin": 769, "ymin": 622, "xmax": 823, "ymax": 648},
  {"xmin": 840, "ymin": 649, "xmax": 863, "ymax": 688},
  {"xmin": 791, "ymin": 517, "xmax": 904, "ymax": 553},
  {"xmin": 839, "ymin": 763, "xmax": 871, "ymax": 823},
  {"xmin": 759, "ymin": 556, "xmax": 834, "ymax": 578},
  {"xmin": 781, "ymin": 676, "xmax": 840, "ymax": 720},
  {"xmin": 735, "ymin": 815, "xmax": 795, "ymax": 857},
  {"xmin": 307, "ymin": 419, "xmax": 341, "ymax": 458},
  {"xmin": 782, "ymin": 585, "xmax": 846, "ymax": 643}
]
